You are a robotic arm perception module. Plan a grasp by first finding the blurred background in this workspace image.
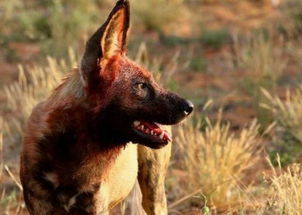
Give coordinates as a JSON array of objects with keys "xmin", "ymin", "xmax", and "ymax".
[{"xmin": 2, "ymin": 0, "xmax": 302, "ymax": 214}]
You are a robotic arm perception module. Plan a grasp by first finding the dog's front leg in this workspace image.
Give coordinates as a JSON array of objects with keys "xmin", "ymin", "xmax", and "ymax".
[{"xmin": 137, "ymin": 139, "xmax": 171, "ymax": 215}]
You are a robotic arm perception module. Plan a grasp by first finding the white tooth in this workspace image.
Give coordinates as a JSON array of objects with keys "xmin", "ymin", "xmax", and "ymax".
[
  {"xmin": 140, "ymin": 125, "xmax": 144, "ymax": 130},
  {"xmin": 159, "ymin": 132, "xmax": 164, "ymax": 139},
  {"xmin": 134, "ymin": 121, "xmax": 140, "ymax": 127},
  {"xmin": 151, "ymin": 131, "xmax": 154, "ymax": 135}
]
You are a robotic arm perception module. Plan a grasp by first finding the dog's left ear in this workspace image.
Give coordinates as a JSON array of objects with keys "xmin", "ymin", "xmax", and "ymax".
[{"xmin": 80, "ymin": 0, "xmax": 130, "ymax": 87}]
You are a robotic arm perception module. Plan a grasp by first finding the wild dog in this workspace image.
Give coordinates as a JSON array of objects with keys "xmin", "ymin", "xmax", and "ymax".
[{"xmin": 20, "ymin": 0, "xmax": 194, "ymax": 214}]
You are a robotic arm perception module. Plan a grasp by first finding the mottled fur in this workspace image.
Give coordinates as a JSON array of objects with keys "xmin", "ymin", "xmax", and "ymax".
[{"xmin": 20, "ymin": 1, "xmax": 193, "ymax": 214}]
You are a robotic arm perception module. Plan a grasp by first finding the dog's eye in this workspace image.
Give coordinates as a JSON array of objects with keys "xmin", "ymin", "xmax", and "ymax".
[
  {"xmin": 134, "ymin": 82, "xmax": 148, "ymax": 98},
  {"xmin": 136, "ymin": 83, "xmax": 147, "ymax": 90}
]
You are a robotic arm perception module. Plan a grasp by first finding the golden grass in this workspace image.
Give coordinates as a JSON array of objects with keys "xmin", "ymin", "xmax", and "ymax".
[
  {"xmin": 269, "ymin": 164, "xmax": 302, "ymax": 214},
  {"xmin": 176, "ymin": 111, "xmax": 263, "ymax": 211},
  {"xmin": 261, "ymin": 87, "xmax": 302, "ymax": 142},
  {"xmin": 1, "ymin": 1, "xmax": 302, "ymax": 214},
  {"xmin": 2, "ymin": 49, "xmax": 77, "ymax": 143},
  {"xmin": 0, "ymin": 125, "xmax": 3, "ymax": 183},
  {"xmin": 233, "ymin": 34, "xmax": 286, "ymax": 90},
  {"xmin": 1, "ymin": 52, "xmax": 77, "ymax": 215},
  {"xmin": 135, "ymin": 42, "xmax": 185, "ymax": 86},
  {"xmin": 260, "ymin": 160, "xmax": 302, "ymax": 214},
  {"xmin": 0, "ymin": 121, "xmax": 25, "ymax": 214},
  {"xmin": 132, "ymin": 0, "xmax": 185, "ymax": 32}
]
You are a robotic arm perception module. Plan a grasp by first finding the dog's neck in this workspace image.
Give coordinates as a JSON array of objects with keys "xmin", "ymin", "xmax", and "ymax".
[
  {"xmin": 41, "ymin": 103, "xmax": 125, "ymax": 187},
  {"xmin": 49, "ymin": 69, "xmax": 87, "ymax": 107},
  {"xmin": 44, "ymin": 70, "xmax": 127, "ymax": 166}
]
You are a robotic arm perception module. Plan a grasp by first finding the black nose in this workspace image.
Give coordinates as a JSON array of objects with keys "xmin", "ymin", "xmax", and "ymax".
[{"xmin": 183, "ymin": 100, "xmax": 194, "ymax": 116}]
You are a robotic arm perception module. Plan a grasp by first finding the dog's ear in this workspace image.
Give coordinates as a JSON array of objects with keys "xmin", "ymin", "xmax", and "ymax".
[
  {"xmin": 80, "ymin": 0, "xmax": 130, "ymax": 88},
  {"xmin": 101, "ymin": 0, "xmax": 129, "ymax": 60}
]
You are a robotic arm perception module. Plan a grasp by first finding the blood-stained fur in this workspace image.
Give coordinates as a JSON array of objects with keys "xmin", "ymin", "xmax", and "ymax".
[{"xmin": 20, "ymin": 1, "xmax": 193, "ymax": 214}]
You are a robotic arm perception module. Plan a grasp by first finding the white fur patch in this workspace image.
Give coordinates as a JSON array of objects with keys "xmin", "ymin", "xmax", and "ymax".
[
  {"xmin": 44, "ymin": 172, "xmax": 59, "ymax": 188},
  {"xmin": 64, "ymin": 193, "xmax": 79, "ymax": 212}
]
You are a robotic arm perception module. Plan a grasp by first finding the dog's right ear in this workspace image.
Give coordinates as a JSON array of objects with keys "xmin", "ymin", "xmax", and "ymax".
[{"xmin": 80, "ymin": 0, "xmax": 130, "ymax": 89}]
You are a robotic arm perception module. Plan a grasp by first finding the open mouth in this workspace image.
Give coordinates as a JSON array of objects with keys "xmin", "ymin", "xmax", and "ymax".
[{"xmin": 132, "ymin": 120, "xmax": 172, "ymax": 143}]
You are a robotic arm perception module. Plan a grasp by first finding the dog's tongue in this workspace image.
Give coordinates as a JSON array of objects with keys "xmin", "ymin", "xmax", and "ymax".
[
  {"xmin": 140, "ymin": 121, "xmax": 159, "ymax": 130},
  {"xmin": 133, "ymin": 121, "xmax": 172, "ymax": 141}
]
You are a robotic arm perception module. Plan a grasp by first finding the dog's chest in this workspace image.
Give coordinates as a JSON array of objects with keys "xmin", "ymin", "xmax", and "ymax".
[
  {"xmin": 44, "ymin": 144, "xmax": 138, "ymax": 214},
  {"xmin": 97, "ymin": 143, "xmax": 138, "ymax": 211}
]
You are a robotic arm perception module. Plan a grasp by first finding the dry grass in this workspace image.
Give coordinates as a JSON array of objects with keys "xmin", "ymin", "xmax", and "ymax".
[
  {"xmin": 176, "ymin": 109, "xmax": 263, "ymax": 212},
  {"xmin": 260, "ymin": 87, "xmax": 302, "ymax": 165},
  {"xmin": 232, "ymin": 33, "xmax": 287, "ymax": 127},
  {"xmin": 0, "ymin": 49, "xmax": 77, "ymax": 213},
  {"xmin": 134, "ymin": 42, "xmax": 185, "ymax": 86},
  {"xmin": 261, "ymin": 161, "xmax": 302, "ymax": 214},
  {"xmin": 0, "ymin": 125, "xmax": 3, "ymax": 184},
  {"xmin": 132, "ymin": 0, "xmax": 185, "ymax": 32},
  {"xmin": 261, "ymin": 87, "xmax": 302, "ymax": 142},
  {"xmin": 269, "ymin": 164, "xmax": 302, "ymax": 214},
  {"xmin": 233, "ymin": 34, "xmax": 286, "ymax": 91},
  {"xmin": 2, "ymin": 49, "xmax": 77, "ymax": 144},
  {"xmin": 0, "ymin": 123, "xmax": 23, "ymax": 215},
  {"xmin": 1, "ymin": 2, "xmax": 302, "ymax": 213}
]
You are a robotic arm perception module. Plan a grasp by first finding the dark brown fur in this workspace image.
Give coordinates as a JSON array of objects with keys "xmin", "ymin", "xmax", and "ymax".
[{"xmin": 20, "ymin": 1, "xmax": 193, "ymax": 214}]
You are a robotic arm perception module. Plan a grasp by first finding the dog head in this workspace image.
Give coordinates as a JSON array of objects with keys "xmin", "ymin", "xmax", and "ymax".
[{"xmin": 80, "ymin": 0, "xmax": 193, "ymax": 149}]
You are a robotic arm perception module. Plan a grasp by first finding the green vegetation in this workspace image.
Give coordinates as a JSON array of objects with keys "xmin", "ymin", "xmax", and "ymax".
[
  {"xmin": 262, "ymin": 87, "xmax": 302, "ymax": 166},
  {"xmin": 0, "ymin": 0, "xmax": 105, "ymax": 57},
  {"xmin": 200, "ymin": 28, "xmax": 230, "ymax": 49},
  {"xmin": 190, "ymin": 56, "xmax": 207, "ymax": 72}
]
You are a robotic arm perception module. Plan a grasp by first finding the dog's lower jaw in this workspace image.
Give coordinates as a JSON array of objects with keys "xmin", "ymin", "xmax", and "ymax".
[{"xmin": 136, "ymin": 141, "xmax": 169, "ymax": 150}]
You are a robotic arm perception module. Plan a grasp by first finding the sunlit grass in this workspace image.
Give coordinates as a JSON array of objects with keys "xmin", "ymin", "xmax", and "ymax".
[
  {"xmin": 261, "ymin": 87, "xmax": 302, "ymax": 142},
  {"xmin": 1, "ymin": 0, "xmax": 302, "ymax": 213},
  {"xmin": 261, "ymin": 87, "xmax": 302, "ymax": 165},
  {"xmin": 2, "ymin": 49, "xmax": 77, "ymax": 144},
  {"xmin": 176, "ymin": 109, "xmax": 264, "ymax": 212},
  {"xmin": 132, "ymin": 0, "xmax": 185, "ymax": 32},
  {"xmin": 234, "ymin": 34, "xmax": 285, "ymax": 92},
  {"xmin": 0, "ymin": 124, "xmax": 25, "ymax": 215},
  {"xmin": 260, "ymin": 160, "xmax": 302, "ymax": 214}
]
